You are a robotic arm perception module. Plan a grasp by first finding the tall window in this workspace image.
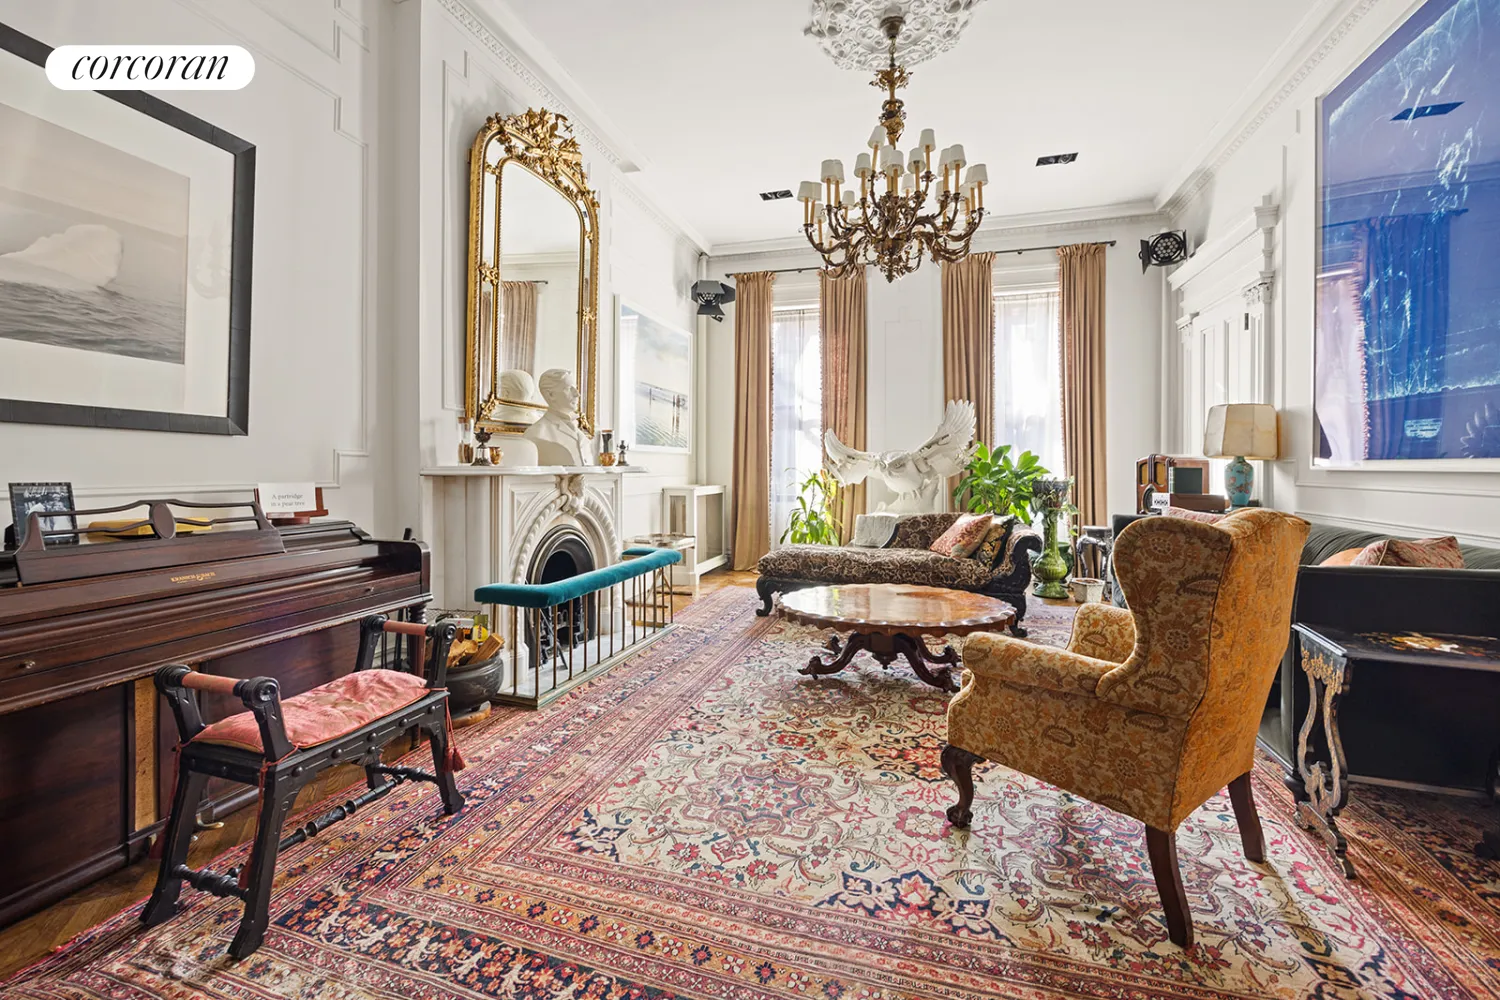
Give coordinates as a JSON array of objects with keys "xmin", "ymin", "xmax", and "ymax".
[
  {"xmin": 770, "ymin": 306, "xmax": 822, "ymax": 547},
  {"xmin": 994, "ymin": 288, "xmax": 1064, "ymax": 477}
]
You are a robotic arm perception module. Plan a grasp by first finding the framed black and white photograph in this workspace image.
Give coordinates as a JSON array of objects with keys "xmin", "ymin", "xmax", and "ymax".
[
  {"xmin": 8, "ymin": 481, "xmax": 76, "ymax": 546},
  {"xmin": 0, "ymin": 23, "xmax": 253, "ymax": 435}
]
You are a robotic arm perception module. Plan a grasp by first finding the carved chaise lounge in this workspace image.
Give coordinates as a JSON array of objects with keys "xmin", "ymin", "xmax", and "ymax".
[{"xmin": 756, "ymin": 513, "xmax": 1040, "ymax": 636}]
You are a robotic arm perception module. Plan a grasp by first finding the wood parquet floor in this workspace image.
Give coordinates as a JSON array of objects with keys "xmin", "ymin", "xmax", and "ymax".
[{"xmin": 0, "ymin": 568, "xmax": 758, "ymax": 980}]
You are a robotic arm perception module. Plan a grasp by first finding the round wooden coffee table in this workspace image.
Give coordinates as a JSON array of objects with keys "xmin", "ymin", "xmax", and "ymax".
[{"xmin": 775, "ymin": 584, "xmax": 1015, "ymax": 693}]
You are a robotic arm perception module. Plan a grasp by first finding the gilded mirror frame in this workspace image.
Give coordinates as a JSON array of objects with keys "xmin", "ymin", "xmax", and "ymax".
[{"xmin": 465, "ymin": 108, "xmax": 600, "ymax": 437}]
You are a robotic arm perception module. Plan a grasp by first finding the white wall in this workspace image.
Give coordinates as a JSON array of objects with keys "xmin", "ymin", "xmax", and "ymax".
[
  {"xmin": 0, "ymin": 0, "xmax": 389, "ymax": 529},
  {"xmin": 706, "ymin": 210, "xmax": 1167, "ymax": 538},
  {"xmin": 1165, "ymin": 0, "xmax": 1500, "ymax": 544}
]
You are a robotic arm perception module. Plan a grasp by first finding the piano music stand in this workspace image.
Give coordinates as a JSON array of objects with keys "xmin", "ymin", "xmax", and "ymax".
[{"xmin": 141, "ymin": 615, "xmax": 466, "ymax": 960}]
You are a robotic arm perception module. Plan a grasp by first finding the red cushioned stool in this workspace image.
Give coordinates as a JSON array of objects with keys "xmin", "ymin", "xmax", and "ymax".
[{"xmin": 141, "ymin": 615, "xmax": 466, "ymax": 959}]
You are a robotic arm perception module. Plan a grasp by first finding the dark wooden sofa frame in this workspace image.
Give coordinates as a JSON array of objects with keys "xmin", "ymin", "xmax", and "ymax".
[{"xmin": 141, "ymin": 615, "xmax": 465, "ymax": 959}]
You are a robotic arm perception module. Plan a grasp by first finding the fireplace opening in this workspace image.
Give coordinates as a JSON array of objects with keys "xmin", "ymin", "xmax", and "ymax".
[{"xmin": 526, "ymin": 525, "xmax": 597, "ymax": 660}]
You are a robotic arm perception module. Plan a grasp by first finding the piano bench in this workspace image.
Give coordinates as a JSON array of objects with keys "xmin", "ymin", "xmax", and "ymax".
[{"xmin": 141, "ymin": 615, "xmax": 468, "ymax": 961}]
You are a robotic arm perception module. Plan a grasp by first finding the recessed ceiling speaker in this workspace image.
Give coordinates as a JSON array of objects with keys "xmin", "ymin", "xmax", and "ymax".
[
  {"xmin": 1139, "ymin": 230, "xmax": 1190, "ymax": 273},
  {"xmin": 692, "ymin": 279, "xmax": 736, "ymax": 322}
]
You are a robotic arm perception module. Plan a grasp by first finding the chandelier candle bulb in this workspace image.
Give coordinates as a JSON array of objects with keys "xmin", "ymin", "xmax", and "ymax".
[{"xmin": 878, "ymin": 144, "xmax": 903, "ymax": 175}]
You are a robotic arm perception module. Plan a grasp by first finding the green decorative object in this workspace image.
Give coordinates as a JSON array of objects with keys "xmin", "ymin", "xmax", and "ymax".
[
  {"xmin": 1030, "ymin": 477, "xmax": 1075, "ymax": 599},
  {"xmin": 780, "ymin": 468, "xmax": 843, "ymax": 546},
  {"xmin": 951, "ymin": 443, "xmax": 1049, "ymax": 524}
]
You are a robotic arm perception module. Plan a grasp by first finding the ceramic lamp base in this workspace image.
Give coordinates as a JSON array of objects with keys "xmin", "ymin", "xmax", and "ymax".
[{"xmin": 1224, "ymin": 456, "xmax": 1254, "ymax": 508}]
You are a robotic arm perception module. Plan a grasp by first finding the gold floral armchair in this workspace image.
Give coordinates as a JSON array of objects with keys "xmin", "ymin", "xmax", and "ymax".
[{"xmin": 942, "ymin": 508, "xmax": 1309, "ymax": 947}]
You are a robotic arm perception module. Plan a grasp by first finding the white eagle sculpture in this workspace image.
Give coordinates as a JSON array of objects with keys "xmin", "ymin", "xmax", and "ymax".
[{"xmin": 824, "ymin": 400, "xmax": 979, "ymax": 513}]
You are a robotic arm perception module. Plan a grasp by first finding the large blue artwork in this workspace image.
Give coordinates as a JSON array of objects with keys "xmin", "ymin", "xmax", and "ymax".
[{"xmin": 1315, "ymin": 0, "xmax": 1500, "ymax": 463}]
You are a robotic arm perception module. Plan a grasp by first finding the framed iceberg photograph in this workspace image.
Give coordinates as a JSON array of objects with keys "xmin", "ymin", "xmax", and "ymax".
[
  {"xmin": 1313, "ymin": 0, "xmax": 1500, "ymax": 467},
  {"xmin": 0, "ymin": 23, "xmax": 254, "ymax": 435},
  {"xmin": 617, "ymin": 298, "xmax": 692, "ymax": 453}
]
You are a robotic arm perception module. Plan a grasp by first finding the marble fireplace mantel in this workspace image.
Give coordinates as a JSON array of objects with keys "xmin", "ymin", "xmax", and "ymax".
[{"xmin": 419, "ymin": 464, "xmax": 649, "ymax": 614}]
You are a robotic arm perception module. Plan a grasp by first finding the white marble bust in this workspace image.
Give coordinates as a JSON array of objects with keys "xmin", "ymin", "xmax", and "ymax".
[
  {"xmin": 491, "ymin": 369, "xmax": 544, "ymax": 426},
  {"xmin": 522, "ymin": 369, "xmax": 591, "ymax": 466}
]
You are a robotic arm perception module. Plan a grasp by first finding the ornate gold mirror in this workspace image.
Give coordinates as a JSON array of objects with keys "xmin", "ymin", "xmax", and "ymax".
[{"xmin": 465, "ymin": 108, "xmax": 600, "ymax": 438}]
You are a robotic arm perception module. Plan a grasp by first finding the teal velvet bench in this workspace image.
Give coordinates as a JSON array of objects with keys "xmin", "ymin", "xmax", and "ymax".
[{"xmin": 476, "ymin": 547, "xmax": 681, "ymax": 708}]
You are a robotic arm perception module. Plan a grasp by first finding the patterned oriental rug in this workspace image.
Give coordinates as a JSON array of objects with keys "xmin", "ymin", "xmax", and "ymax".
[{"xmin": 8, "ymin": 587, "xmax": 1500, "ymax": 999}]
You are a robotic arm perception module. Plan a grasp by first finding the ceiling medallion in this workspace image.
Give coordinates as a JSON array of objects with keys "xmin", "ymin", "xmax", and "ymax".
[
  {"xmin": 804, "ymin": 0, "xmax": 987, "ymax": 71},
  {"xmin": 799, "ymin": 10, "xmax": 988, "ymax": 282}
]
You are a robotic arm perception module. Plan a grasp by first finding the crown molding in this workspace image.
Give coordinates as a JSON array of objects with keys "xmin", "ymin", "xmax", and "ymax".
[
  {"xmin": 435, "ymin": 0, "xmax": 708, "ymax": 254},
  {"xmin": 610, "ymin": 172, "xmax": 711, "ymax": 256},
  {"xmin": 708, "ymin": 200, "xmax": 1165, "ymax": 262},
  {"xmin": 971, "ymin": 201, "xmax": 1165, "ymax": 246},
  {"xmin": 1157, "ymin": 0, "xmax": 1391, "ymax": 219}
]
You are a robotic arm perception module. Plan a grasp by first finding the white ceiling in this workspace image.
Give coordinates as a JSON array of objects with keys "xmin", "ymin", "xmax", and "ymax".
[{"xmin": 503, "ymin": 0, "xmax": 1320, "ymax": 250}]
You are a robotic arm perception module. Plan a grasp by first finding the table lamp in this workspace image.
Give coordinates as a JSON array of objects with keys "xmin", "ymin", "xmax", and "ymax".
[{"xmin": 1203, "ymin": 403, "xmax": 1278, "ymax": 508}]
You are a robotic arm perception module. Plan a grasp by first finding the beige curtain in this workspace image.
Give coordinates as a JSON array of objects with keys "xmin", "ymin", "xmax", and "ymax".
[
  {"xmin": 1059, "ymin": 243, "xmax": 1108, "ymax": 525},
  {"xmin": 500, "ymin": 281, "xmax": 538, "ymax": 373},
  {"xmin": 942, "ymin": 252, "xmax": 996, "ymax": 503},
  {"xmin": 731, "ymin": 271, "xmax": 776, "ymax": 570},
  {"xmin": 820, "ymin": 267, "xmax": 868, "ymax": 544}
]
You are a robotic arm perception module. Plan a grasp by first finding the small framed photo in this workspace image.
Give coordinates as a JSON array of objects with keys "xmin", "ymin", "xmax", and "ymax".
[{"xmin": 8, "ymin": 481, "xmax": 77, "ymax": 547}]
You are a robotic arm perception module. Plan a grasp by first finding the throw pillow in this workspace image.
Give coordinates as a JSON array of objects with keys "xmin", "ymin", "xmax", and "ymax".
[
  {"xmin": 1319, "ymin": 547, "xmax": 1365, "ymax": 566},
  {"xmin": 1349, "ymin": 535, "xmax": 1466, "ymax": 569},
  {"xmin": 970, "ymin": 516, "xmax": 1017, "ymax": 567},
  {"xmin": 929, "ymin": 513, "xmax": 990, "ymax": 559},
  {"xmin": 1162, "ymin": 506, "xmax": 1227, "ymax": 524},
  {"xmin": 849, "ymin": 512, "xmax": 902, "ymax": 548}
]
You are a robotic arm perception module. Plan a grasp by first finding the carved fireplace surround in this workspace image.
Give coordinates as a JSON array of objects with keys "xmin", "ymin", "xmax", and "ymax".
[{"xmin": 418, "ymin": 465, "xmax": 645, "ymax": 618}]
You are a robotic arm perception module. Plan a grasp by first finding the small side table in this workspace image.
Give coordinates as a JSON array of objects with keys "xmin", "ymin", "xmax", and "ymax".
[
  {"xmin": 1290, "ymin": 622, "xmax": 1500, "ymax": 878},
  {"xmin": 1288, "ymin": 624, "xmax": 1357, "ymax": 878},
  {"xmin": 625, "ymin": 533, "xmax": 696, "ymax": 597}
]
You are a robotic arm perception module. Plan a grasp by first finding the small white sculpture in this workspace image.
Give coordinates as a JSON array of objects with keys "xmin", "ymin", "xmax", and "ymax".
[
  {"xmin": 492, "ymin": 369, "xmax": 545, "ymax": 426},
  {"xmin": 824, "ymin": 399, "xmax": 978, "ymax": 513},
  {"xmin": 523, "ymin": 368, "xmax": 591, "ymax": 467}
]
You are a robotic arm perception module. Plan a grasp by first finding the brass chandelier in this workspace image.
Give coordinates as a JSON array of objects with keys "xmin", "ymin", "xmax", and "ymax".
[{"xmin": 799, "ymin": 12, "xmax": 987, "ymax": 282}]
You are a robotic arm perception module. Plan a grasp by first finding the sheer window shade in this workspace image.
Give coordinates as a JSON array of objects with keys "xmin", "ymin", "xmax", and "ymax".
[
  {"xmin": 770, "ymin": 307, "xmax": 823, "ymax": 547},
  {"xmin": 993, "ymin": 288, "xmax": 1064, "ymax": 477}
]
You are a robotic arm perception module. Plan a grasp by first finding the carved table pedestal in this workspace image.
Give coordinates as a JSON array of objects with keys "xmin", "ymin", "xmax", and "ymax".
[{"xmin": 776, "ymin": 584, "xmax": 1015, "ymax": 694}]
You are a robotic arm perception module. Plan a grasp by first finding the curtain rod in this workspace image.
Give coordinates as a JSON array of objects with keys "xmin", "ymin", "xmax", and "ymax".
[{"xmin": 731, "ymin": 241, "xmax": 1118, "ymax": 278}]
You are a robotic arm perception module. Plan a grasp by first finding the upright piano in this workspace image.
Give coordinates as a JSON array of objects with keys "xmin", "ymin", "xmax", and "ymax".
[{"xmin": 0, "ymin": 499, "xmax": 430, "ymax": 927}]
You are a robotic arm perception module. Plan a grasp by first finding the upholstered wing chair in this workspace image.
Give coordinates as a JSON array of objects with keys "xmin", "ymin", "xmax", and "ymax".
[{"xmin": 942, "ymin": 508, "xmax": 1309, "ymax": 947}]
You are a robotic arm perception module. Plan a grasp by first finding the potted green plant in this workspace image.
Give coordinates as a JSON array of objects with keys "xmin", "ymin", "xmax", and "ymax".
[
  {"xmin": 952, "ymin": 443, "xmax": 1049, "ymax": 523},
  {"xmin": 780, "ymin": 468, "xmax": 843, "ymax": 546},
  {"xmin": 1030, "ymin": 477, "xmax": 1078, "ymax": 599}
]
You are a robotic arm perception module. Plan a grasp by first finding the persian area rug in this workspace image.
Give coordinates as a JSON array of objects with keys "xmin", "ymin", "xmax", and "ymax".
[{"xmin": 8, "ymin": 587, "xmax": 1500, "ymax": 999}]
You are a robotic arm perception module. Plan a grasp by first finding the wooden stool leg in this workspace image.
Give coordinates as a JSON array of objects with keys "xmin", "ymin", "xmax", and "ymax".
[
  {"xmin": 228, "ymin": 779, "xmax": 295, "ymax": 960},
  {"xmin": 1146, "ymin": 826, "xmax": 1193, "ymax": 948},
  {"xmin": 141, "ymin": 769, "xmax": 210, "ymax": 927},
  {"xmin": 425, "ymin": 721, "xmax": 465, "ymax": 815},
  {"xmin": 1228, "ymin": 772, "xmax": 1266, "ymax": 863}
]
